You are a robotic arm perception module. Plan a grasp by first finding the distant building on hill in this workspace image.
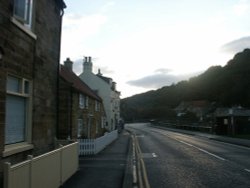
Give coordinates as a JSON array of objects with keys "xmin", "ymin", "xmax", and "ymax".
[{"xmin": 214, "ymin": 107, "xmax": 250, "ymax": 135}]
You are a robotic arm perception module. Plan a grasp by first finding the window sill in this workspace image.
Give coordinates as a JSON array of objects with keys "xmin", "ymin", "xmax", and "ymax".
[
  {"xmin": 10, "ymin": 17, "xmax": 37, "ymax": 40},
  {"xmin": 3, "ymin": 143, "xmax": 34, "ymax": 157}
]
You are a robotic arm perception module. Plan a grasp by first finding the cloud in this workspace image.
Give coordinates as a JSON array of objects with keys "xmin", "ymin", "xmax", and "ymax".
[
  {"xmin": 61, "ymin": 13, "xmax": 107, "ymax": 60},
  {"xmin": 154, "ymin": 68, "xmax": 172, "ymax": 74},
  {"xmin": 233, "ymin": 0, "xmax": 249, "ymax": 16},
  {"xmin": 221, "ymin": 36, "xmax": 250, "ymax": 54},
  {"xmin": 100, "ymin": 1, "xmax": 115, "ymax": 13},
  {"xmin": 127, "ymin": 70, "xmax": 199, "ymax": 89}
]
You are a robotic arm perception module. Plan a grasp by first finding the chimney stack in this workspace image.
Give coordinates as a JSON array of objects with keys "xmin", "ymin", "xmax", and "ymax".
[
  {"xmin": 83, "ymin": 56, "xmax": 93, "ymax": 73},
  {"xmin": 64, "ymin": 58, "xmax": 73, "ymax": 71}
]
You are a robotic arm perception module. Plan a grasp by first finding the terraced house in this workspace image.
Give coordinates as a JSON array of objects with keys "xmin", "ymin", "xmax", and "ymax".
[
  {"xmin": 59, "ymin": 58, "xmax": 106, "ymax": 139},
  {"xmin": 0, "ymin": 0, "xmax": 66, "ymax": 185},
  {"xmin": 79, "ymin": 57, "xmax": 121, "ymax": 131}
]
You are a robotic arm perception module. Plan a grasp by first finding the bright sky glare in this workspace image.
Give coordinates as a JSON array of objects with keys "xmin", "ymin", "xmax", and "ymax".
[{"xmin": 61, "ymin": 0, "xmax": 250, "ymax": 98}]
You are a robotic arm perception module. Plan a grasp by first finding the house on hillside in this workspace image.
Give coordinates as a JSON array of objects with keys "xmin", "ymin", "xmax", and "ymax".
[
  {"xmin": 59, "ymin": 58, "xmax": 106, "ymax": 139},
  {"xmin": 215, "ymin": 107, "xmax": 250, "ymax": 135},
  {"xmin": 79, "ymin": 57, "xmax": 121, "ymax": 131},
  {"xmin": 0, "ymin": 0, "xmax": 66, "ymax": 185},
  {"xmin": 175, "ymin": 100, "xmax": 213, "ymax": 121}
]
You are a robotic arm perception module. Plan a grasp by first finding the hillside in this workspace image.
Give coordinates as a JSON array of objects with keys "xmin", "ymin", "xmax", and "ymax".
[{"xmin": 121, "ymin": 49, "xmax": 250, "ymax": 121}]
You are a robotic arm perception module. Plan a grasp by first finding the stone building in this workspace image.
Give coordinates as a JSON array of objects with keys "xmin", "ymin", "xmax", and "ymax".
[
  {"xmin": 0, "ymin": 0, "xmax": 66, "ymax": 184},
  {"xmin": 59, "ymin": 58, "xmax": 106, "ymax": 139},
  {"xmin": 79, "ymin": 57, "xmax": 121, "ymax": 131}
]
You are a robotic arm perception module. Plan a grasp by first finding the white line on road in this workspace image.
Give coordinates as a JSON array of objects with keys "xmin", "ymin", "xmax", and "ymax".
[
  {"xmin": 178, "ymin": 140, "xmax": 226, "ymax": 161},
  {"xmin": 152, "ymin": 153, "xmax": 157, "ymax": 158},
  {"xmin": 245, "ymin": 169, "xmax": 250, "ymax": 173}
]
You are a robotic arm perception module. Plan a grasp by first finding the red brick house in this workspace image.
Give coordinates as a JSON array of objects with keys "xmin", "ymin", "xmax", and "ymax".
[
  {"xmin": 59, "ymin": 58, "xmax": 106, "ymax": 139},
  {"xmin": 0, "ymin": 0, "xmax": 66, "ymax": 185}
]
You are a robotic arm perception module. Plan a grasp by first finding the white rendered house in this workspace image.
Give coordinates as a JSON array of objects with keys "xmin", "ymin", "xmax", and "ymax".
[{"xmin": 79, "ymin": 57, "xmax": 121, "ymax": 131}]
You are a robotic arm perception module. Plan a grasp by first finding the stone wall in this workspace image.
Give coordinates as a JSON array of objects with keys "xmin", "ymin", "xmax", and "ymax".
[{"xmin": 0, "ymin": 0, "xmax": 65, "ymax": 185}]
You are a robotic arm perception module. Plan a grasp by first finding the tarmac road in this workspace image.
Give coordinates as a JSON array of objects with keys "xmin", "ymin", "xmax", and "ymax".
[{"xmin": 127, "ymin": 123, "xmax": 250, "ymax": 188}]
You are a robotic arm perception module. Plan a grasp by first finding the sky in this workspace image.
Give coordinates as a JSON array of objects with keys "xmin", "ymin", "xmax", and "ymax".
[{"xmin": 61, "ymin": 0, "xmax": 250, "ymax": 98}]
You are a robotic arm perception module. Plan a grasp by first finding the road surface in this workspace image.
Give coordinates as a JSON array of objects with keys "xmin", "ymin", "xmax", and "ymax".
[{"xmin": 126, "ymin": 123, "xmax": 250, "ymax": 188}]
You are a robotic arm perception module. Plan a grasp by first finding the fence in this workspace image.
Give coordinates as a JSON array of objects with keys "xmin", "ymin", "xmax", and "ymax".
[
  {"xmin": 4, "ymin": 142, "xmax": 78, "ymax": 188},
  {"xmin": 79, "ymin": 130, "xmax": 118, "ymax": 155}
]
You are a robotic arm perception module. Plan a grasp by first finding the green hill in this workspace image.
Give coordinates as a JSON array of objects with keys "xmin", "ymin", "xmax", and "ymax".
[{"xmin": 121, "ymin": 49, "xmax": 250, "ymax": 122}]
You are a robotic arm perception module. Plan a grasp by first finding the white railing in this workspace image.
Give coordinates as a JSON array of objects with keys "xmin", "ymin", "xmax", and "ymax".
[
  {"xmin": 4, "ymin": 142, "xmax": 79, "ymax": 188},
  {"xmin": 78, "ymin": 130, "xmax": 118, "ymax": 155}
]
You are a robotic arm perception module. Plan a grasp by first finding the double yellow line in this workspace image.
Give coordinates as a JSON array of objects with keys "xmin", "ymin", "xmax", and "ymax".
[{"xmin": 131, "ymin": 134, "xmax": 150, "ymax": 188}]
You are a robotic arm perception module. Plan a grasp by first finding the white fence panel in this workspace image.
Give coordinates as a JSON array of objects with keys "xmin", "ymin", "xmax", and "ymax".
[
  {"xmin": 78, "ymin": 139, "xmax": 95, "ymax": 155},
  {"xmin": 61, "ymin": 142, "xmax": 79, "ymax": 183},
  {"xmin": 4, "ymin": 142, "xmax": 79, "ymax": 188},
  {"xmin": 31, "ymin": 150, "xmax": 61, "ymax": 188},
  {"xmin": 79, "ymin": 130, "xmax": 118, "ymax": 155}
]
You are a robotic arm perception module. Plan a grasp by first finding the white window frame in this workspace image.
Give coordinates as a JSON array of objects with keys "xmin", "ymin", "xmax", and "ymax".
[
  {"xmin": 5, "ymin": 75, "xmax": 32, "ymax": 146},
  {"xmin": 101, "ymin": 117, "xmax": 106, "ymax": 129},
  {"xmin": 79, "ymin": 94, "xmax": 89, "ymax": 109},
  {"xmin": 13, "ymin": 0, "xmax": 33, "ymax": 29},
  {"xmin": 95, "ymin": 100, "xmax": 100, "ymax": 111},
  {"xmin": 77, "ymin": 119, "xmax": 83, "ymax": 138},
  {"xmin": 79, "ymin": 94, "xmax": 85, "ymax": 109}
]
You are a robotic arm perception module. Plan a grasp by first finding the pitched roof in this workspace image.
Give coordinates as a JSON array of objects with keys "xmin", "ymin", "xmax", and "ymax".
[
  {"xmin": 96, "ymin": 74, "xmax": 112, "ymax": 84},
  {"xmin": 60, "ymin": 65, "xmax": 101, "ymax": 101}
]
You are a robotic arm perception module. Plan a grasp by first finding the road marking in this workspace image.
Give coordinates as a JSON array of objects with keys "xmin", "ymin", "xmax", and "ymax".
[
  {"xmin": 245, "ymin": 169, "xmax": 250, "ymax": 173},
  {"xmin": 152, "ymin": 153, "xmax": 157, "ymax": 158},
  {"xmin": 179, "ymin": 140, "xmax": 194, "ymax": 147},
  {"xmin": 178, "ymin": 140, "xmax": 226, "ymax": 161}
]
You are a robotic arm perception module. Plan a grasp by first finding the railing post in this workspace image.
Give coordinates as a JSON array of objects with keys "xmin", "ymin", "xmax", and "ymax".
[{"xmin": 4, "ymin": 162, "xmax": 11, "ymax": 188}]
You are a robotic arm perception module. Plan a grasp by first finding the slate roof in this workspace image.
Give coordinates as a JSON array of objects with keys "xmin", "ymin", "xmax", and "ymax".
[
  {"xmin": 60, "ymin": 65, "xmax": 101, "ymax": 101},
  {"xmin": 96, "ymin": 74, "xmax": 112, "ymax": 84}
]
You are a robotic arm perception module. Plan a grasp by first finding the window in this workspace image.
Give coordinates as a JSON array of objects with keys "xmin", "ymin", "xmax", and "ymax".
[
  {"xmin": 77, "ymin": 119, "xmax": 83, "ymax": 138},
  {"xmin": 86, "ymin": 96, "xmax": 89, "ymax": 109},
  {"xmin": 101, "ymin": 117, "xmax": 106, "ymax": 129},
  {"xmin": 95, "ymin": 100, "xmax": 101, "ymax": 111},
  {"xmin": 79, "ymin": 94, "xmax": 84, "ymax": 109},
  {"xmin": 5, "ymin": 75, "xmax": 31, "ymax": 145},
  {"xmin": 79, "ymin": 94, "xmax": 89, "ymax": 109},
  {"xmin": 13, "ymin": 0, "xmax": 33, "ymax": 28}
]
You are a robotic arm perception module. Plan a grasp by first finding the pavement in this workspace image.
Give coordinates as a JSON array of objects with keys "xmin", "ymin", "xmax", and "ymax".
[{"xmin": 61, "ymin": 130, "xmax": 132, "ymax": 188}]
